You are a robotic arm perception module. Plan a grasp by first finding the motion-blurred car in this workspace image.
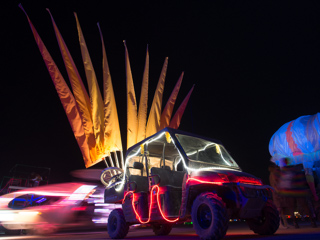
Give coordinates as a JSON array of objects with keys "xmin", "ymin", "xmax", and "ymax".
[{"xmin": 0, "ymin": 182, "xmax": 99, "ymax": 235}]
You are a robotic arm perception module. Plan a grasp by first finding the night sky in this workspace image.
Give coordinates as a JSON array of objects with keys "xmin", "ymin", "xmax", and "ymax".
[{"xmin": 2, "ymin": 0, "xmax": 320, "ymax": 184}]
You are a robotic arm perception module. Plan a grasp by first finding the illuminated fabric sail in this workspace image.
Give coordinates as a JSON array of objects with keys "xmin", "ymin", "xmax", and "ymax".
[
  {"xmin": 146, "ymin": 57, "xmax": 168, "ymax": 138},
  {"xmin": 136, "ymin": 46, "xmax": 149, "ymax": 143},
  {"xmin": 160, "ymin": 72, "xmax": 184, "ymax": 130},
  {"xmin": 22, "ymin": 7, "xmax": 195, "ymax": 169},
  {"xmin": 75, "ymin": 13, "xmax": 105, "ymax": 158},
  {"xmin": 98, "ymin": 23, "xmax": 123, "ymax": 153},
  {"xmin": 47, "ymin": 10, "xmax": 101, "ymax": 164},
  {"xmin": 124, "ymin": 41, "xmax": 138, "ymax": 149},
  {"xmin": 169, "ymin": 85, "xmax": 194, "ymax": 129},
  {"xmin": 269, "ymin": 113, "xmax": 320, "ymax": 168},
  {"xmin": 19, "ymin": 5, "xmax": 93, "ymax": 167}
]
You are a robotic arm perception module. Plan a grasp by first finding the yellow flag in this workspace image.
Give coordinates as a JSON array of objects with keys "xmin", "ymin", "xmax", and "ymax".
[
  {"xmin": 124, "ymin": 41, "xmax": 138, "ymax": 149},
  {"xmin": 159, "ymin": 72, "xmax": 184, "ymax": 130},
  {"xmin": 19, "ymin": 4, "xmax": 93, "ymax": 167},
  {"xmin": 136, "ymin": 46, "xmax": 149, "ymax": 143},
  {"xmin": 98, "ymin": 23, "xmax": 123, "ymax": 152},
  {"xmin": 146, "ymin": 57, "xmax": 168, "ymax": 137},
  {"xmin": 169, "ymin": 85, "xmax": 195, "ymax": 129},
  {"xmin": 75, "ymin": 13, "xmax": 105, "ymax": 157},
  {"xmin": 47, "ymin": 9, "xmax": 100, "ymax": 164}
]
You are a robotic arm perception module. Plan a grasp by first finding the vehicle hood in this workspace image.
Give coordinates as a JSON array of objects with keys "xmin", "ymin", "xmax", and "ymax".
[{"xmin": 189, "ymin": 169, "xmax": 263, "ymax": 185}]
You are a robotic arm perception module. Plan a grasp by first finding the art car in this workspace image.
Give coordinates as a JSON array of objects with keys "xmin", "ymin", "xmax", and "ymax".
[
  {"xmin": 0, "ymin": 182, "xmax": 110, "ymax": 235},
  {"xmin": 102, "ymin": 127, "xmax": 280, "ymax": 240}
]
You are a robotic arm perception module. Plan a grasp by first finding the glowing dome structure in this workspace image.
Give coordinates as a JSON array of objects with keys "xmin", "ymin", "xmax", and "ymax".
[{"xmin": 269, "ymin": 112, "xmax": 320, "ymax": 168}]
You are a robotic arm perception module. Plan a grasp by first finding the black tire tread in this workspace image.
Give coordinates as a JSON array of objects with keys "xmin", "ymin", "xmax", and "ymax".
[
  {"xmin": 192, "ymin": 192, "xmax": 229, "ymax": 240},
  {"xmin": 107, "ymin": 208, "xmax": 129, "ymax": 239},
  {"xmin": 247, "ymin": 200, "xmax": 280, "ymax": 235},
  {"xmin": 152, "ymin": 223, "xmax": 173, "ymax": 236}
]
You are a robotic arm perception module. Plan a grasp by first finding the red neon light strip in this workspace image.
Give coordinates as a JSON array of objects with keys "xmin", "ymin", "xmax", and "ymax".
[
  {"xmin": 122, "ymin": 185, "xmax": 179, "ymax": 224},
  {"xmin": 238, "ymin": 180, "xmax": 262, "ymax": 186},
  {"xmin": 71, "ymin": 206, "xmax": 87, "ymax": 211},
  {"xmin": 187, "ymin": 177, "xmax": 262, "ymax": 186},
  {"xmin": 186, "ymin": 177, "xmax": 223, "ymax": 185}
]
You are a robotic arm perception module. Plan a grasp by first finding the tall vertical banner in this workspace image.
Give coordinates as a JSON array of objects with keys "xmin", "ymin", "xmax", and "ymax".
[
  {"xmin": 19, "ymin": 5, "xmax": 93, "ymax": 167},
  {"xmin": 98, "ymin": 23, "xmax": 123, "ymax": 153},
  {"xmin": 75, "ymin": 13, "xmax": 105, "ymax": 159},
  {"xmin": 169, "ymin": 85, "xmax": 195, "ymax": 129},
  {"xmin": 146, "ymin": 57, "xmax": 168, "ymax": 138},
  {"xmin": 136, "ymin": 46, "xmax": 149, "ymax": 143},
  {"xmin": 160, "ymin": 72, "xmax": 184, "ymax": 130},
  {"xmin": 124, "ymin": 41, "xmax": 138, "ymax": 149}
]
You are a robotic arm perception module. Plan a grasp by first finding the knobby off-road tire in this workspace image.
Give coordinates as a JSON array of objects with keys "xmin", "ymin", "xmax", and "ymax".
[
  {"xmin": 191, "ymin": 192, "xmax": 229, "ymax": 240},
  {"xmin": 107, "ymin": 208, "xmax": 129, "ymax": 239},
  {"xmin": 152, "ymin": 223, "xmax": 173, "ymax": 236},
  {"xmin": 246, "ymin": 200, "xmax": 280, "ymax": 235}
]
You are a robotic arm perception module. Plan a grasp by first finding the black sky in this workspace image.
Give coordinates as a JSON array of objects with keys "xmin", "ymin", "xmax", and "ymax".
[{"xmin": 2, "ymin": 0, "xmax": 320, "ymax": 184}]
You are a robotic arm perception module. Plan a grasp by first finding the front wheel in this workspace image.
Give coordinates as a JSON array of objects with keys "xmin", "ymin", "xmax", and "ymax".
[
  {"xmin": 152, "ymin": 223, "xmax": 173, "ymax": 236},
  {"xmin": 32, "ymin": 223, "xmax": 58, "ymax": 235},
  {"xmin": 246, "ymin": 200, "xmax": 280, "ymax": 235},
  {"xmin": 191, "ymin": 192, "xmax": 228, "ymax": 240},
  {"xmin": 107, "ymin": 208, "xmax": 129, "ymax": 239}
]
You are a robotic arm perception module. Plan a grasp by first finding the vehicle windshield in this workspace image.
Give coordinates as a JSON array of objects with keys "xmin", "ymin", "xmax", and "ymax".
[{"xmin": 175, "ymin": 134, "xmax": 240, "ymax": 170}]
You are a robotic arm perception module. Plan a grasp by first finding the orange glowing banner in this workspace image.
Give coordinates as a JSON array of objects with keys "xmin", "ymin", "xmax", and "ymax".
[
  {"xmin": 169, "ymin": 85, "xmax": 195, "ymax": 129},
  {"xmin": 75, "ymin": 13, "xmax": 105, "ymax": 158},
  {"xmin": 47, "ymin": 9, "xmax": 100, "ymax": 165},
  {"xmin": 159, "ymin": 72, "xmax": 184, "ymax": 130},
  {"xmin": 124, "ymin": 41, "xmax": 138, "ymax": 149},
  {"xmin": 146, "ymin": 57, "xmax": 168, "ymax": 138},
  {"xmin": 98, "ymin": 23, "xmax": 123, "ymax": 152},
  {"xmin": 19, "ymin": 4, "xmax": 93, "ymax": 167},
  {"xmin": 136, "ymin": 46, "xmax": 149, "ymax": 143}
]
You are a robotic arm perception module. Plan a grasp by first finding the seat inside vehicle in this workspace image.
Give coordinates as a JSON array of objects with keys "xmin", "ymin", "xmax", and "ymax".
[
  {"xmin": 150, "ymin": 167, "xmax": 185, "ymax": 188},
  {"xmin": 128, "ymin": 162, "xmax": 149, "ymax": 193},
  {"xmin": 129, "ymin": 175, "xmax": 149, "ymax": 192}
]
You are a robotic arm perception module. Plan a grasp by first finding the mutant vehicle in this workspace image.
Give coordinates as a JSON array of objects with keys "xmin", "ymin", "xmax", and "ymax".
[
  {"xmin": 0, "ymin": 182, "xmax": 98, "ymax": 235},
  {"xmin": 101, "ymin": 128, "xmax": 279, "ymax": 240}
]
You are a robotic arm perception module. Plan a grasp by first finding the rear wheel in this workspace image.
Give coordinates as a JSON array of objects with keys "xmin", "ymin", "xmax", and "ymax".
[
  {"xmin": 247, "ymin": 200, "xmax": 280, "ymax": 235},
  {"xmin": 3, "ymin": 229, "xmax": 22, "ymax": 235},
  {"xmin": 107, "ymin": 208, "xmax": 129, "ymax": 239},
  {"xmin": 152, "ymin": 223, "xmax": 173, "ymax": 236},
  {"xmin": 191, "ymin": 192, "xmax": 228, "ymax": 240},
  {"xmin": 0, "ymin": 224, "xmax": 21, "ymax": 236}
]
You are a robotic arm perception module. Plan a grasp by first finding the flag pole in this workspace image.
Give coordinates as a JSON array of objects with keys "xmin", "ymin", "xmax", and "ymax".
[
  {"xmin": 120, "ymin": 151, "xmax": 125, "ymax": 169},
  {"xmin": 103, "ymin": 157, "xmax": 109, "ymax": 167},
  {"xmin": 108, "ymin": 155, "xmax": 115, "ymax": 167},
  {"xmin": 113, "ymin": 151, "xmax": 120, "ymax": 168}
]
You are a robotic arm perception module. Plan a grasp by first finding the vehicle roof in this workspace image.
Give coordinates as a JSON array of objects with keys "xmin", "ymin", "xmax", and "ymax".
[{"xmin": 127, "ymin": 127, "xmax": 223, "ymax": 155}]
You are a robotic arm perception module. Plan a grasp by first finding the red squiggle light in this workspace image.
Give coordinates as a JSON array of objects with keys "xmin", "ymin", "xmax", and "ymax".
[
  {"xmin": 122, "ymin": 185, "xmax": 179, "ymax": 224},
  {"xmin": 122, "ymin": 189, "xmax": 152, "ymax": 224},
  {"xmin": 154, "ymin": 185, "xmax": 179, "ymax": 223}
]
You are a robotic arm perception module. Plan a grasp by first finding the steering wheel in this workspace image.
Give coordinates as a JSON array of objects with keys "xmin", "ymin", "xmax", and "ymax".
[{"xmin": 100, "ymin": 167, "xmax": 124, "ymax": 187}]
